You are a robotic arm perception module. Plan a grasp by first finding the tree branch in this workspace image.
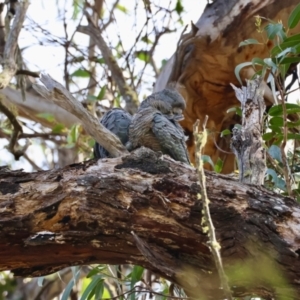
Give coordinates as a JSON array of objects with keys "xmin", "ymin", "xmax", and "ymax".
[
  {"xmin": 0, "ymin": 0, "xmax": 29, "ymax": 89},
  {"xmin": 33, "ymin": 74, "xmax": 128, "ymax": 157},
  {"xmin": 78, "ymin": 13, "xmax": 139, "ymax": 114},
  {"xmin": 0, "ymin": 148, "xmax": 299, "ymax": 299}
]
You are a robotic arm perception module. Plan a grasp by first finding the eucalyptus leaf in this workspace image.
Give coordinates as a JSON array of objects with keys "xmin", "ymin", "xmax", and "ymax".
[
  {"xmin": 80, "ymin": 276, "xmax": 102, "ymax": 300},
  {"xmin": 268, "ymin": 145, "xmax": 282, "ymax": 162},
  {"xmin": 201, "ymin": 155, "xmax": 214, "ymax": 169},
  {"xmin": 288, "ymin": 3, "xmax": 300, "ymax": 29},
  {"xmin": 234, "ymin": 62, "xmax": 252, "ymax": 85},
  {"xmin": 71, "ymin": 69, "xmax": 90, "ymax": 77},
  {"xmin": 239, "ymin": 39, "xmax": 260, "ymax": 47},
  {"xmin": 264, "ymin": 23, "xmax": 286, "ymax": 40}
]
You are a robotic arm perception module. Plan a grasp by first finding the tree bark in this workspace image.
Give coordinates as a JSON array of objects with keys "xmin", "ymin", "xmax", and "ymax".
[
  {"xmin": 0, "ymin": 148, "xmax": 299, "ymax": 299},
  {"xmin": 155, "ymin": 0, "xmax": 300, "ymax": 173}
]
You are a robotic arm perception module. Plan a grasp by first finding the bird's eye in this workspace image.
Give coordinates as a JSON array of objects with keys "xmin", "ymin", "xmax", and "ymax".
[{"xmin": 173, "ymin": 108, "xmax": 183, "ymax": 115}]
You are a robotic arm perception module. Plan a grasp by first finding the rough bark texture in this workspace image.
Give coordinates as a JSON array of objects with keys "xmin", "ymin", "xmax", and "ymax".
[
  {"xmin": 231, "ymin": 78, "xmax": 266, "ymax": 184},
  {"xmin": 155, "ymin": 0, "xmax": 300, "ymax": 173},
  {"xmin": 0, "ymin": 148, "xmax": 299, "ymax": 299}
]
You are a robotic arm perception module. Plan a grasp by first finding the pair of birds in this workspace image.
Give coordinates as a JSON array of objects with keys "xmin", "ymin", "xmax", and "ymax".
[{"xmin": 94, "ymin": 88, "xmax": 190, "ymax": 164}]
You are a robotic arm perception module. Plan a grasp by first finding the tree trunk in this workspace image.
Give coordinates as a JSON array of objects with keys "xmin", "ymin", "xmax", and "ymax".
[
  {"xmin": 155, "ymin": 0, "xmax": 300, "ymax": 173},
  {"xmin": 0, "ymin": 148, "xmax": 299, "ymax": 299}
]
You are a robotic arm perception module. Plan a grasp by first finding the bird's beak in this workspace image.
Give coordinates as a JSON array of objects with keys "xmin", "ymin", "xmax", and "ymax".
[{"xmin": 174, "ymin": 114, "xmax": 184, "ymax": 121}]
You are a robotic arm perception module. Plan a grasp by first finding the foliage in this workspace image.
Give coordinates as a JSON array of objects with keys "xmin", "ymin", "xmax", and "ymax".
[{"xmin": 234, "ymin": 4, "xmax": 300, "ymax": 199}]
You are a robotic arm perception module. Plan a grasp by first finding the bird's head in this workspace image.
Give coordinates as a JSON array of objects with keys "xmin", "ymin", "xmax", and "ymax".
[{"xmin": 140, "ymin": 88, "xmax": 186, "ymax": 121}]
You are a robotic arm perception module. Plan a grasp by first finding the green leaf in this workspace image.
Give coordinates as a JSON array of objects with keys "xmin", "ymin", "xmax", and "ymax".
[
  {"xmin": 268, "ymin": 103, "xmax": 300, "ymax": 116},
  {"xmin": 251, "ymin": 57, "xmax": 265, "ymax": 70},
  {"xmin": 141, "ymin": 35, "xmax": 153, "ymax": 44},
  {"xmin": 94, "ymin": 280, "xmax": 104, "ymax": 299},
  {"xmin": 214, "ymin": 158, "xmax": 223, "ymax": 173},
  {"xmin": 175, "ymin": 0, "xmax": 184, "ymax": 15},
  {"xmin": 61, "ymin": 278, "xmax": 76, "ymax": 300},
  {"xmin": 226, "ymin": 107, "xmax": 242, "ymax": 116},
  {"xmin": 287, "ymin": 133, "xmax": 300, "ymax": 140},
  {"xmin": 268, "ymin": 125, "xmax": 283, "ymax": 134},
  {"xmin": 266, "ymin": 168, "xmax": 286, "ymax": 191},
  {"xmin": 97, "ymin": 86, "xmax": 106, "ymax": 100},
  {"xmin": 61, "ymin": 268, "xmax": 80, "ymax": 300},
  {"xmin": 234, "ymin": 62, "xmax": 252, "ymax": 85},
  {"xmin": 67, "ymin": 124, "xmax": 80, "ymax": 144},
  {"xmin": 264, "ymin": 23, "xmax": 286, "ymax": 40},
  {"xmin": 130, "ymin": 266, "xmax": 144, "ymax": 300},
  {"xmin": 277, "ymin": 56, "xmax": 300, "ymax": 64},
  {"xmin": 233, "ymin": 124, "xmax": 242, "ymax": 130},
  {"xmin": 136, "ymin": 51, "xmax": 150, "ymax": 62},
  {"xmin": 278, "ymin": 62, "xmax": 291, "ymax": 79},
  {"xmin": 86, "ymin": 95, "xmax": 98, "ymax": 102},
  {"xmin": 201, "ymin": 155, "xmax": 214, "ymax": 169},
  {"xmin": 288, "ymin": 3, "xmax": 300, "ymax": 29},
  {"xmin": 263, "ymin": 132, "xmax": 274, "ymax": 141},
  {"xmin": 52, "ymin": 123, "xmax": 65, "ymax": 134},
  {"xmin": 268, "ymin": 145, "xmax": 282, "ymax": 162},
  {"xmin": 239, "ymin": 39, "xmax": 260, "ymax": 47},
  {"xmin": 116, "ymin": 4, "xmax": 128, "ymax": 14},
  {"xmin": 221, "ymin": 129, "xmax": 231, "ymax": 137},
  {"xmin": 80, "ymin": 276, "xmax": 103, "ymax": 300},
  {"xmin": 264, "ymin": 58, "xmax": 277, "ymax": 69},
  {"xmin": 96, "ymin": 57, "xmax": 105, "ymax": 64},
  {"xmin": 269, "ymin": 116, "xmax": 284, "ymax": 127},
  {"xmin": 71, "ymin": 69, "xmax": 90, "ymax": 77},
  {"xmin": 87, "ymin": 265, "xmax": 106, "ymax": 278},
  {"xmin": 37, "ymin": 113, "xmax": 55, "ymax": 122}
]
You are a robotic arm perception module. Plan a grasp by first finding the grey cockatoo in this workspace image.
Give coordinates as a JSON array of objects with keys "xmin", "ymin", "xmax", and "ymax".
[
  {"xmin": 139, "ymin": 88, "xmax": 186, "ymax": 121},
  {"xmin": 127, "ymin": 88, "xmax": 190, "ymax": 164},
  {"xmin": 94, "ymin": 108, "xmax": 132, "ymax": 159}
]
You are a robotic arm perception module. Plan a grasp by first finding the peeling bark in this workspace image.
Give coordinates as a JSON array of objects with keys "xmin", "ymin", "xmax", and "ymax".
[
  {"xmin": 155, "ymin": 0, "xmax": 300, "ymax": 173},
  {"xmin": 0, "ymin": 148, "xmax": 299, "ymax": 299}
]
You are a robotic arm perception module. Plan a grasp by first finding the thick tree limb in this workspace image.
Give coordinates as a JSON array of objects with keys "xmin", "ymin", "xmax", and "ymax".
[
  {"xmin": 0, "ymin": 148, "xmax": 299, "ymax": 299},
  {"xmin": 0, "ymin": 87, "xmax": 80, "ymax": 128},
  {"xmin": 0, "ymin": 0, "xmax": 29, "ymax": 89},
  {"xmin": 33, "ymin": 74, "xmax": 128, "ymax": 158},
  {"xmin": 78, "ymin": 14, "xmax": 139, "ymax": 114}
]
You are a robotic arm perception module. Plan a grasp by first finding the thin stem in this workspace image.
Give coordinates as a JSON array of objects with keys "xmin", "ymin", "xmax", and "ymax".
[{"xmin": 193, "ymin": 117, "xmax": 233, "ymax": 300}]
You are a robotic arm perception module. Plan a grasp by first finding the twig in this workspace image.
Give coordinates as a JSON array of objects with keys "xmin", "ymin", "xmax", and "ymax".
[
  {"xmin": 0, "ymin": 0, "xmax": 29, "ymax": 89},
  {"xmin": 78, "ymin": 13, "xmax": 139, "ymax": 114},
  {"xmin": 193, "ymin": 117, "xmax": 233, "ymax": 300},
  {"xmin": 273, "ymin": 73, "xmax": 294, "ymax": 197},
  {"xmin": 15, "ymin": 69, "xmax": 40, "ymax": 77},
  {"xmin": 23, "ymin": 152, "xmax": 43, "ymax": 171},
  {"xmin": 0, "ymin": 98, "xmax": 29, "ymax": 160},
  {"xmin": 33, "ymin": 74, "xmax": 128, "ymax": 158}
]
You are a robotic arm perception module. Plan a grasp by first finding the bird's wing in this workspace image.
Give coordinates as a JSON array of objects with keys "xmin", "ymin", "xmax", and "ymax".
[
  {"xmin": 151, "ymin": 113, "xmax": 190, "ymax": 164},
  {"xmin": 94, "ymin": 108, "xmax": 132, "ymax": 159}
]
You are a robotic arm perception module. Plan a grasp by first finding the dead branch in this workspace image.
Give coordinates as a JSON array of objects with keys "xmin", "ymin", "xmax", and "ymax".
[
  {"xmin": 33, "ymin": 74, "xmax": 128, "ymax": 157},
  {"xmin": 0, "ymin": 0, "xmax": 29, "ymax": 89},
  {"xmin": 78, "ymin": 13, "xmax": 139, "ymax": 114},
  {"xmin": 0, "ymin": 148, "xmax": 299, "ymax": 299}
]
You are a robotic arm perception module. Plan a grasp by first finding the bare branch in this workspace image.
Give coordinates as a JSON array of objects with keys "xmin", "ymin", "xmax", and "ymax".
[
  {"xmin": 0, "ymin": 0, "xmax": 29, "ymax": 89},
  {"xmin": 78, "ymin": 14, "xmax": 139, "ymax": 114},
  {"xmin": 0, "ymin": 97, "xmax": 28, "ymax": 160},
  {"xmin": 33, "ymin": 74, "xmax": 128, "ymax": 157}
]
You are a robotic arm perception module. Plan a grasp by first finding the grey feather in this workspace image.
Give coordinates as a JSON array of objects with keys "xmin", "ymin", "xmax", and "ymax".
[
  {"xmin": 94, "ymin": 108, "xmax": 132, "ymax": 159},
  {"xmin": 139, "ymin": 88, "xmax": 186, "ymax": 120},
  {"xmin": 128, "ymin": 106, "xmax": 190, "ymax": 164}
]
